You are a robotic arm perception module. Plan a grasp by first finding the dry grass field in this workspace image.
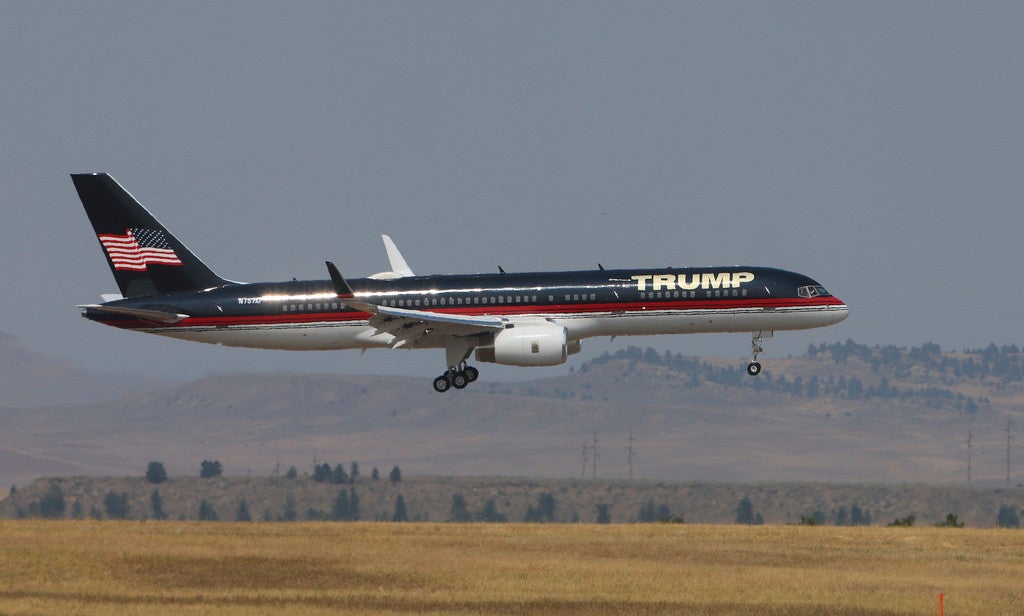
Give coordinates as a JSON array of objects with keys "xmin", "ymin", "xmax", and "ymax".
[{"xmin": 1, "ymin": 521, "xmax": 1021, "ymax": 615}]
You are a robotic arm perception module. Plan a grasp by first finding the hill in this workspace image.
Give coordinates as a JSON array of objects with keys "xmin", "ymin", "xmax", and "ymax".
[
  {"xmin": 0, "ymin": 332, "xmax": 170, "ymax": 407},
  {"xmin": 1, "ymin": 336, "xmax": 1023, "ymax": 489}
]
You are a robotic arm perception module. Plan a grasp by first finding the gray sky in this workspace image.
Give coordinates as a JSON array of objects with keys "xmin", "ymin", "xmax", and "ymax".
[{"xmin": 1, "ymin": 3, "xmax": 1022, "ymax": 381}]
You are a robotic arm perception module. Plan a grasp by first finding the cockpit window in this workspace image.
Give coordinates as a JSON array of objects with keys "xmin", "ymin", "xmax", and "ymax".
[{"xmin": 797, "ymin": 285, "xmax": 830, "ymax": 298}]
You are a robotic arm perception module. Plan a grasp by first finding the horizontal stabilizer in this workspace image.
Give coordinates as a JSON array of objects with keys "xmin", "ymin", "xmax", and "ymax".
[{"xmin": 78, "ymin": 304, "xmax": 188, "ymax": 324}]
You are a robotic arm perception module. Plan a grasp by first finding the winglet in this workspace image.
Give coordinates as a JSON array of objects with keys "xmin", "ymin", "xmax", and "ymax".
[
  {"xmin": 326, "ymin": 261, "xmax": 377, "ymax": 314},
  {"xmin": 325, "ymin": 261, "xmax": 354, "ymax": 298}
]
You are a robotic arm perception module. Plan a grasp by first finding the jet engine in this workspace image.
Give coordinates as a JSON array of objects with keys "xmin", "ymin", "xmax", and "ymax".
[{"xmin": 475, "ymin": 323, "xmax": 575, "ymax": 367}]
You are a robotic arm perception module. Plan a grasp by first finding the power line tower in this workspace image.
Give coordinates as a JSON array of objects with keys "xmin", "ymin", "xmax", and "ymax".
[
  {"xmin": 1006, "ymin": 414, "xmax": 1014, "ymax": 486},
  {"xmin": 580, "ymin": 441, "xmax": 589, "ymax": 478},
  {"xmin": 626, "ymin": 430, "xmax": 636, "ymax": 480},
  {"xmin": 591, "ymin": 432, "xmax": 599, "ymax": 479},
  {"xmin": 966, "ymin": 429, "xmax": 973, "ymax": 485}
]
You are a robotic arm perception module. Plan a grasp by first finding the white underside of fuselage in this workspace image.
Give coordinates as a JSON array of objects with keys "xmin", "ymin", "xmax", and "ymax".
[{"xmin": 145, "ymin": 305, "xmax": 850, "ymax": 351}]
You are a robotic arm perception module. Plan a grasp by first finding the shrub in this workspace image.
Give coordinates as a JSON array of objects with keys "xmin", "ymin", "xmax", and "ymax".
[{"xmin": 200, "ymin": 460, "xmax": 222, "ymax": 478}]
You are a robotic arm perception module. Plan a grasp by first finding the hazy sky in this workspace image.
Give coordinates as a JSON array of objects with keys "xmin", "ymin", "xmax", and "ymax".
[{"xmin": 1, "ymin": 3, "xmax": 1022, "ymax": 381}]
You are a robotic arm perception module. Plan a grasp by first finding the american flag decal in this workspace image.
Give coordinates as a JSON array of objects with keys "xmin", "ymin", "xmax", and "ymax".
[{"xmin": 97, "ymin": 228, "xmax": 183, "ymax": 271}]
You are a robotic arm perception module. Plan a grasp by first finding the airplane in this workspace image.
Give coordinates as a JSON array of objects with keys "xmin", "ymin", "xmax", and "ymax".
[{"xmin": 71, "ymin": 173, "xmax": 850, "ymax": 392}]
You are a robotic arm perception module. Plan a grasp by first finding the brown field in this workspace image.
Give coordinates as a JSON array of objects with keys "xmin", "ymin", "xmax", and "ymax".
[{"xmin": 0, "ymin": 521, "xmax": 1021, "ymax": 615}]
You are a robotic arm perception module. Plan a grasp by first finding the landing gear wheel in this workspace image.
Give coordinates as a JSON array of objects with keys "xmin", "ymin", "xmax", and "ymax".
[
  {"xmin": 747, "ymin": 362, "xmax": 762, "ymax": 376},
  {"xmin": 433, "ymin": 374, "xmax": 452, "ymax": 393},
  {"xmin": 452, "ymin": 371, "xmax": 469, "ymax": 389},
  {"xmin": 464, "ymin": 365, "xmax": 479, "ymax": 383}
]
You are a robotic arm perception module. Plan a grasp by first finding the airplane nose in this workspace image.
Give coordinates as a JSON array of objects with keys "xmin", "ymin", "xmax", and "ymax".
[{"xmin": 832, "ymin": 299, "xmax": 851, "ymax": 323}]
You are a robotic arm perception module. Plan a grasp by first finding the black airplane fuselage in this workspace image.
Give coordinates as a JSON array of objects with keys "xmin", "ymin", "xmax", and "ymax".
[{"xmin": 83, "ymin": 266, "xmax": 847, "ymax": 351}]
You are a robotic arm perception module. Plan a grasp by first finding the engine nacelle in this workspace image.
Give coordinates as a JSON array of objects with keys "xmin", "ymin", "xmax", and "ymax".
[{"xmin": 475, "ymin": 323, "xmax": 569, "ymax": 367}]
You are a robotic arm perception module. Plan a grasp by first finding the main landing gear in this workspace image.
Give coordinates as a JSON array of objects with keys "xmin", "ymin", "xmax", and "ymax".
[
  {"xmin": 432, "ymin": 362, "xmax": 480, "ymax": 393},
  {"xmin": 747, "ymin": 330, "xmax": 772, "ymax": 376}
]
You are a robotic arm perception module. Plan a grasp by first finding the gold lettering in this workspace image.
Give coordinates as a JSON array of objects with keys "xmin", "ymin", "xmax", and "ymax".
[
  {"xmin": 677, "ymin": 274, "xmax": 700, "ymax": 290},
  {"xmin": 631, "ymin": 275, "xmax": 652, "ymax": 291},
  {"xmin": 652, "ymin": 274, "xmax": 676, "ymax": 291},
  {"xmin": 702, "ymin": 272, "xmax": 730, "ymax": 289},
  {"xmin": 732, "ymin": 272, "xmax": 755, "ymax": 287}
]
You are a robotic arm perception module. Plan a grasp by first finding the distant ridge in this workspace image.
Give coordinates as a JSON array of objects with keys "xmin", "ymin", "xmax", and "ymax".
[
  {"xmin": 0, "ymin": 332, "xmax": 172, "ymax": 408},
  {"xmin": 1, "ymin": 336, "xmax": 1022, "ymax": 490}
]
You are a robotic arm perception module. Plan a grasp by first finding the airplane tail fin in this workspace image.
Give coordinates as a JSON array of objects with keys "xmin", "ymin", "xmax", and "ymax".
[{"xmin": 71, "ymin": 173, "xmax": 230, "ymax": 298}]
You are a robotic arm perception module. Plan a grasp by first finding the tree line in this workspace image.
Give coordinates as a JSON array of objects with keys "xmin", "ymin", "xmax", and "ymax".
[
  {"xmin": 16, "ymin": 478, "xmax": 1024, "ymax": 528},
  {"xmin": 581, "ymin": 341, "xmax": 995, "ymax": 411}
]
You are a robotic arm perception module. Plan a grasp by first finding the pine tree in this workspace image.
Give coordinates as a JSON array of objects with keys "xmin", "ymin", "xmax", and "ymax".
[
  {"xmin": 997, "ymin": 504, "xmax": 1021, "ymax": 528},
  {"xmin": 200, "ymin": 460, "xmax": 222, "ymax": 478},
  {"xmin": 39, "ymin": 483, "xmax": 66, "ymax": 519},
  {"xmin": 312, "ymin": 463, "xmax": 332, "ymax": 483},
  {"xmin": 735, "ymin": 497, "xmax": 755, "ymax": 525},
  {"xmin": 348, "ymin": 487, "xmax": 360, "ymax": 521},
  {"xmin": 331, "ymin": 464, "xmax": 348, "ymax": 484},
  {"xmin": 389, "ymin": 466, "xmax": 402, "ymax": 483},
  {"xmin": 198, "ymin": 499, "xmax": 218, "ymax": 521},
  {"xmin": 392, "ymin": 494, "xmax": 408, "ymax": 522},
  {"xmin": 150, "ymin": 489, "xmax": 167, "ymax": 520},
  {"xmin": 104, "ymin": 491, "xmax": 130, "ymax": 519},
  {"xmin": 477, "ymin": 499, "xmax": 507, "ymax": 523},
  {"xmin": 331, "ymin": 489, "xmax": 351, "ymax": 521},
  {"xmin": 235, "ymin": 499, "xmax": 252, "ymax": 522},
  {"xmin": 281, "ymin": 494, "xmax": 297, "ymax": 522},
  {"xmin": 638, "ymin": 499, "xmax": 657, "ymax": 523},
  {"xmin": 146, "ymin": 461, "xmax": 167, "ymax": 484},
  {"xmin": 450, "ymin": 494, "xmax": 472, "ymax": 522}
]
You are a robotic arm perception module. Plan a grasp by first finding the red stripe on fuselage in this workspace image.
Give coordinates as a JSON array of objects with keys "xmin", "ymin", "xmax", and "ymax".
[{"xmin": 94, "ymin": 296, "xmax": 846, "ymax": 330}]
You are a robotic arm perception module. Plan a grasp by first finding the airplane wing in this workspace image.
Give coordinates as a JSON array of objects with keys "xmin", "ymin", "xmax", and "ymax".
[{"xmin": 326, "ymin": 261, "xmax": 504, "ymax": 348}]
